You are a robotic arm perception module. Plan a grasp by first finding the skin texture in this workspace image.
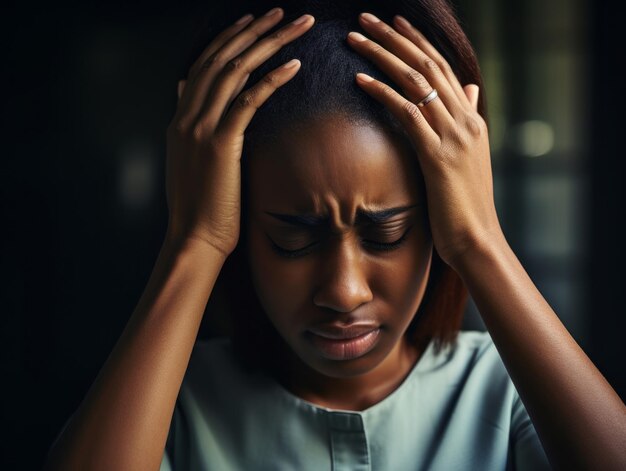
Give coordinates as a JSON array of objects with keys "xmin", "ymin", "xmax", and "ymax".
[
  {"xmin": 43, "ymin": 7, "xmax": 626, "ymax": 471},
  {"xmin": 346, "ymin": 11, "xmax": 626, "ymax": 470},
  {"xmin": 246, "ymin": 117, "xmax": 432, "ymax": 410},
  {"xmin": 43, "ymin": 8, "xmax": 318, "ymax": 471}
]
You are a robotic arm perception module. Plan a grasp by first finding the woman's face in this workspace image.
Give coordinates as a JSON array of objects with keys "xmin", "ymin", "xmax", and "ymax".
[{"xmin": 246, "ymin": 115, "xmax": 433, "ymax": 380}]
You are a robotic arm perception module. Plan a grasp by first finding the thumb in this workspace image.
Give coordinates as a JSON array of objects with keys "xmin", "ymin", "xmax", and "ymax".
[{"xmin": 463, "ymin": 84, "xmax": 479, "ymax": 111}]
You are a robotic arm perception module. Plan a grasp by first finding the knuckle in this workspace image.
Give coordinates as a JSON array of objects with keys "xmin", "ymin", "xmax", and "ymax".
[
  {"xmin": 402, "ymin": 101, "xmax": 422, "ymax": 124},
  {"xmin": 406, "ymin": 69, "xmax": 428, "ymax": 88},
  {"xmin": 191, "ymin": 124, "xmax": 206, "ymax": 143},
  {"xmin": 439, "ymin": 60, "xmax": 454, "ymax": 76},
  {"xmin": 382, "ymin": 27, "xmax": 396, "ymax": 38},
  {"xmin": 424, "ymin": 58, "xmax": 440, "ymax": 72},
  {"xmin": 247, "ymin": 26, "xmax": 263, "ymax": 42},
  {"xmin": 225, "ymin": 57, "xmax": 244, "ymax": 73},
  {"xmin": 380, "ymin": 83, "xmax": 396, "ymax": 99},
  {"xmin": 201, "ymin": 53, "xmax": 221, "ymax": 70},
  {"xmin": 236, "ymin": 91, "xmax": 256, "ymax": 110},
  {"xmin": 464, "ymin": 113, "xmax": 485, "ymax": 138},
  {"xmin": 262, "ymin": 72, "xmax": 277, "ymax": 86},
  {"xmin": 269, "ymin": 29, "xmax": 286, "ymax": 41},
  {"xmin": 370, "ymin": 44, "xmax": 385, "ymax": 57}
]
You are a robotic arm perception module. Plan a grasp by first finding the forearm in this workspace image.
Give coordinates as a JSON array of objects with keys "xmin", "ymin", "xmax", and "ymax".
[
  {"xmin": 44, "ymin": 237, "xmax": 226, "ymax": 471},
  {"xmin": 452, "ymin": 232, "xmax": 626, "ymax": 470}
]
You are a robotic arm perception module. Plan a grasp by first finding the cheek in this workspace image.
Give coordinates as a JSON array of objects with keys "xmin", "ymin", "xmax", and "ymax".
[
  {"xmin": 247, "ymin": 226, "xmax": 312, "ymax": 324},
  {"xmin": 371, "ymin": 230, "xmax": 433, "ymax": 325}
]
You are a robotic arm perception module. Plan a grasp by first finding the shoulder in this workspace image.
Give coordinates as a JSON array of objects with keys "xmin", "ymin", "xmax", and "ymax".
[
  {"xmin": 183, "ymin": 336, "xmax": 251, "ymax": 392},
  {"xmin": 450, "ymin": 330, "xmax": 511, "ymax": 390},
  {"xmin": 415, "ymin": 330, "xmax": 517, "ymax": 418},
  {"xmin": 451, "ymin": 329, "xmax": 501, "ymax": 367},
  {"xmin": 452, "ymin": 329, "xmax": 496, "ymax": 354},
  {"xmin": 419, "ymin": 329, "xmax": 502, "ymax": 378},
  {"xmin": 179, "ymin": 336, "xmax": 276, "ymax": 407}
]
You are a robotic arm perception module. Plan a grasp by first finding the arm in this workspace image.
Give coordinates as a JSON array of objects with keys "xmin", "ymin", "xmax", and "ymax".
[
  {"xmin": 43, "ymin": 238, "xmax": 226, "ymax": 471},
  {"xmin": 346, "ymin": 11, "xmax": 626, "ymax": 470},
  {"xmin": 44, "ymin": 8, "xmax": 315, "ymax": 470},
  {"xmin": 452, "ymin": 230, "xmax": 626, "ymax": 470}
]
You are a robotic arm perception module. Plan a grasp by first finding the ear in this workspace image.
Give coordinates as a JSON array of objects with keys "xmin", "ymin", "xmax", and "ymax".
[
  {"xmin": 463, "ymin": 84, "xmax": 479, "ymax": 111},
  {"xmin": 177, "ymin": 80, "xmax": 187, "ymax": 100}
]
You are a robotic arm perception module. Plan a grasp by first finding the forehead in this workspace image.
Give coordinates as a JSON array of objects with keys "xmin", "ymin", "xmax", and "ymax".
[{"xmin": 247, "ymin": 116, "xmax": 421, "ymax": 218}]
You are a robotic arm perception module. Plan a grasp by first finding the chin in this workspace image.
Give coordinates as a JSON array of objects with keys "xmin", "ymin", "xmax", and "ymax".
[{"xmin": 294, "ymin": 334, "xmax": 395, "ymax": 379}]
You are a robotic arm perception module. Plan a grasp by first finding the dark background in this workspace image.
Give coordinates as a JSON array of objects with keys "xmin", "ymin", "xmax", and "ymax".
[{"xmin": 1, "ymin": 0, "xmax": 624, "ymax": 469}]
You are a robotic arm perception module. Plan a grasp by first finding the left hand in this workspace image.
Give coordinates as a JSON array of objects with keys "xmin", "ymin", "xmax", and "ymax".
[{"xmin": 347, "ymin": 12, "xmax": 503, "ymax": 268}]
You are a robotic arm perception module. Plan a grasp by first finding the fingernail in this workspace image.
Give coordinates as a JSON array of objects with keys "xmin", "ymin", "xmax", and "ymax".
[
  {"xmin": 348, "ymin": 31, "xmax": 368, "ymax": 42},
  {"xmin": 283, "ymin": 59, "xmax": 301, "ymax": 69},
  {"xmin": 264, "ymin": 7, "xmax": 282, "ymax": 17},
  {"xmin": 360, "ymin": 12, "xmax": 380, "ymax": 23},
  {"xmin": 356, "ymin": 73, "xmax": 374, "ymax": 82},
  {"xmin": 394, "ymin": 15, "xmax": 411, "ymax": 29},
  {"xmin": 292, "ymin": 14, "xmax": 311, "ymax": 25},
  {"xmin": 235, "ymin": 13, "xmax": 253, "ymax": 24}
]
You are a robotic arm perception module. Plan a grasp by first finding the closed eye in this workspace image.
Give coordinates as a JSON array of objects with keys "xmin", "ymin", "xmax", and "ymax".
[
  {"xmin": 361, "ymin": 225, "xmax": 413, "ymax": 251},
  {"xmin": 269, "ymin": 239, "xmax": 320, "ymax": 259},
  {"xmin": 268, "ymin": 225, "xmax": 413, "ymax": 259}
]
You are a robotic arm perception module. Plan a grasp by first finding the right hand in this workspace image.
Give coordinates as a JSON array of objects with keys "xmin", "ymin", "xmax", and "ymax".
[{"xmin": 164, "ymin": 8, "xmax": 315, "ymax": 257}]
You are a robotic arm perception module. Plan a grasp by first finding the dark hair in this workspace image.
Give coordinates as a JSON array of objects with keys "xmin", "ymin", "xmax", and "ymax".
[{"xmin": 186, "ymin": 0, "xmax": 486, "ymax": 372}]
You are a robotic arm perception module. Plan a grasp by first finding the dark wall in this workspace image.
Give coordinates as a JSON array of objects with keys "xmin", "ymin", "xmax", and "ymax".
[
  {"xmin": 1, "ymin": 1, "xmax": 623, "ymax": 469},
  {"xmin": 588, "ymin": 0, "xmax": 626, "ymax": 407}
]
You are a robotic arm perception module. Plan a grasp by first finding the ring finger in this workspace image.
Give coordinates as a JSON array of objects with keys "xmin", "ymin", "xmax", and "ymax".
[
  {"xmin": 346, "ymin": 31, "xmax": 453, "ymax": 133},
  {"xmin": 356, "ymin": 13, "xmax": 467, "ymax": 119}
]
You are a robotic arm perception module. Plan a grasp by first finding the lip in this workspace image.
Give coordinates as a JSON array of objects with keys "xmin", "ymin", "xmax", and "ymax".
[
  {"xmin": 306, "ymin": 324, "xmax": 381, "ymax": 360},
  {"xmin": 308, "ymin": 323, "xmax": 379, "ymax": 340}
]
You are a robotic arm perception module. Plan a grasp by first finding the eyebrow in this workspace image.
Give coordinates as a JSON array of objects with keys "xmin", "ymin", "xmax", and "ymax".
[{"xmin": 264, "ymin": 204, "xmax": 419, "ymax": 227}]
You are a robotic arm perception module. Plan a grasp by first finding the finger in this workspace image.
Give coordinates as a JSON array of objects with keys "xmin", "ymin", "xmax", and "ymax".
[
  {"xmin": 218, "ymin": 59, "xmax": 302, "ymax": 140},
  {"xmin": 177, "ymin": 8, "xmax": 285, "ymax": 125},
  {"xmin": 188, "ymin": 7, "xmax": 284, "ymax": 85},
  {"xmin": 464, "ymin": 84, "xmax": 479, "ymax": 111},
  {"xmin": 392, "ymin": 15, "xmax": 471, "ymax": 109},
  {"xmin": 354, "ymin": 72, "xmax": 441, "ymax": 160},
  {"xmin": 197, "ymin": 14, "xmax": 315, "ymax": 131},
  {"xmin": 354, "ymin": 13, "xmax": 465, "ymax": 121},
  {"xmin": 347, "ymin": 31, "xmax": 454, "ymax": 133},
  {"xmin": 187, "ymin": 12, "xmax": 256, "ymax": 80}
]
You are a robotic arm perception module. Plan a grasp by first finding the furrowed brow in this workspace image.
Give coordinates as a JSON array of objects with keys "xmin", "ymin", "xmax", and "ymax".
[
  {"xmin": 355, "ymin": 204, "xmax": 419, "ymax": 224},
  {"xmin": 264, "ymin": 204, "xmax": 418, "ymax": 227}
]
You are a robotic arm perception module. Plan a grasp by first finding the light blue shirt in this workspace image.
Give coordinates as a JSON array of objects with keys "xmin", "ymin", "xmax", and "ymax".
[{"xmin": 160, "ymin": 330, "xmax": 551, "ymax": 470}]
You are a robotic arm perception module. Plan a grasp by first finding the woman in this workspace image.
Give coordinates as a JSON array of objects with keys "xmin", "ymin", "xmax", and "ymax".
[{"xmin": 44, "ymin": 0, "xmax": 626, "ymax": 470}]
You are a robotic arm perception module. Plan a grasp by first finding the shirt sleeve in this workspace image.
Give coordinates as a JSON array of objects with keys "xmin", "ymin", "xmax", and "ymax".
[{"xmin": 510, "ymin": 392, "xmax": 552, "ymax": 470}]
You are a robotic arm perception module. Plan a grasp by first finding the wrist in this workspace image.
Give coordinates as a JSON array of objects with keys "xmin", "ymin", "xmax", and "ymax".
[
  {"xmin": 161, "ymin": 232, "xmax": 230, "ymax": 266},
  {"xmin": 446, "ymin": 227, "xmax": 510, "ymax": 276}
]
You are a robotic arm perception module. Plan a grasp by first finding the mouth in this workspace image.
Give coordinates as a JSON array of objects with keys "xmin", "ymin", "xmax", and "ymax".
[{"xmin": 306, "ymin": 324, "xmax": 381, "ymax": 360}]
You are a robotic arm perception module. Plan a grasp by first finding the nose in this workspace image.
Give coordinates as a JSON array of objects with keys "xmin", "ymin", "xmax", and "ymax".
[{"xmin": 312, "ymin": 236, "xmax": 373, "ymax": 313}]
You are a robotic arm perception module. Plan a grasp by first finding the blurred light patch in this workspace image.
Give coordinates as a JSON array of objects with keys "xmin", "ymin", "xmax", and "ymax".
[
  {"xmin": 523, "ymin": 175, "xmax": 585, "ymax": 258},
  {"xmin": 118, "ymin": 139, "xmax": 156, "ymax": 210},
  {"xmin": 507, "ymin": 120, "xmax": 555, "ymax": 157}
]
